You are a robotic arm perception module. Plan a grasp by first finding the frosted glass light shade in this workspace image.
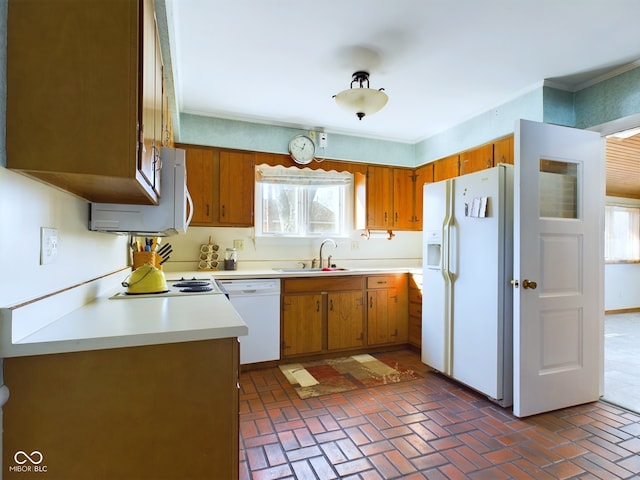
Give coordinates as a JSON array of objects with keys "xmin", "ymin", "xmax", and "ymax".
[{"xmin": 334, "ymin": 88, "xmax": 388, "ymax": 120}]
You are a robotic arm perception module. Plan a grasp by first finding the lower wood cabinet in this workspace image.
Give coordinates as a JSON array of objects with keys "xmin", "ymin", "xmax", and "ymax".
[
  {"xmin": 328, "ymin": 291, "xmax": 365, "ymax": 350},
  {"xmin": 282, "ymin": 276, "xmax": 365, "ymax": 358},
  {"xmin": 3, "ymin": 339, "xmax": 240, "ymax": 480},
  {"xmin": 281, "ymin": 274, "xmax": 408, "ymax": 360},
  {"xmin": 282, "ymin": 293, "xmax": 324, "ymax": 355},
  {"xmin": 408, "ymin": 273, "xmax": 423, "ymax": 348},
  {"xmin": 366, "ymin": 274, "xmax": 408, "ymax": 346}
]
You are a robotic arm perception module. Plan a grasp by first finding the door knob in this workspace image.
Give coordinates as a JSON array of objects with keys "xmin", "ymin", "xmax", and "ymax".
[
  {"xmin": 522, "ymin": 279, "xmax": 538, "ymax": 289},
  {"xmin": 510, "ymin": 279, "xmax": 519, "ymax": 288}
]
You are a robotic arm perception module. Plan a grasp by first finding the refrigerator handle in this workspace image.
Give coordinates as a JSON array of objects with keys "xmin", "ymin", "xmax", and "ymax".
[{"xmin": 448, "ymin": 223, "xmax": 457, "ymax": 278}]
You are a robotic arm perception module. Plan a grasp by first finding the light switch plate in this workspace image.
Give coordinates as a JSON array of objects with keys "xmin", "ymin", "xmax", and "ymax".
[{"xmin": 41, "ymin": 227, "xmax": 58, "ymax": 265}]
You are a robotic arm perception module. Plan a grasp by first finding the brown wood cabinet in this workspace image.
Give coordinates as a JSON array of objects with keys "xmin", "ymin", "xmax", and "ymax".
[
  {"xmin": 460, "ymin": 143, "xmax": 494, "ymax": 175},
  {"xmin": 219, "ymin": 150, "xmax": 255, "ymax": 226},
  {"xmin": 433, "ymin": 155, "xmax": 460, "ymax": 182},
  {"xmin": 184, "ymin": 146, "xmax": 217, "ymax": 224},
  {"xmin": 181, "ymin": 145, "xmax": 255, "ymax": 227},
  {"xmin": 393, "ymin": 168, "xmax": 418, "ymax": 230},
  {"xmin": 366, "ymin": 166, "xmax": 423, "ymax": 231},
  {"xmin": 282, "ymin": 294, "xmax": 324, "ymax": 355},
  {"xmin": 413, "ymin": 163, "xmax": 434, "ymax": 231},
  {"xmin": 408, "ymin": 273, "xmax": 423, "ymax": 348},
  {"xmin": 494, "ymin": 135, "xmax": 514, "ymax": 165},
  {"xmin": 6, "ymin": 0, "xmax": 165, "ymax": 204},
  {"xmin": 366, "ymin": 165, "xmax": 394, "ymax": 229},
  {"xmin": 3, "ymin": 339, "xmax": 239, "ymax": 480},
  {"xmin": 366, "ymin": 274, "xmax": 408, "ymax": 346},
  {"xmin": 281, "ymin": 276, "xmax": 366, "ymax": 358},
  {"xmin": 328, "ymin": 292, "xmax": 365, "ymax": 350}
]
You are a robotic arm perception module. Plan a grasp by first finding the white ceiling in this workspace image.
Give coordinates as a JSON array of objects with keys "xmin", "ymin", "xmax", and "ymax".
[{"xmin": 168, "ymin": 0, "xmax": 640, "ymax": 144}]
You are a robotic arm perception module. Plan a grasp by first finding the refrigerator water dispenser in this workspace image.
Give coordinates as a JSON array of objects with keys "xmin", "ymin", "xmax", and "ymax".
[{"xmin": 425, "ymin": 230, "xmax": 441, "ymax": 269}]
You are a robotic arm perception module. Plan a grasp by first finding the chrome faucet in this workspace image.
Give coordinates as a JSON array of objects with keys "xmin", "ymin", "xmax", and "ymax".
[{"xmin": 319, "ymin": 239, "xmax": 337, "ymax": 268}]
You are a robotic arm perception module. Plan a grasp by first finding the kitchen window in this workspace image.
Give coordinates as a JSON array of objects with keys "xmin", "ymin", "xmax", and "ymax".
[
  {"xmin": 605, "ymin": 204, "xmax": 640, "ymax": 263},
  {"xmin": 255, "ymin": 164, "xmax": 353, "ymax": 237}
]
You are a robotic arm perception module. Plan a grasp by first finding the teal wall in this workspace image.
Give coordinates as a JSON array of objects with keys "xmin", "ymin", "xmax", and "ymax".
[
  {"xmin": 543, "ymin": 86, "xmax": 576, "ymax": 127},
  {"xmin": 179, "ymin": 114, "xmax": 415, "ymax": 167},
  {"xmin": 414, "ymin": 87, "xmax": 544, "ymax": 166},
  {"xmin": 575, "ymin": 66, "xmax": 640, "ymax": 129}
]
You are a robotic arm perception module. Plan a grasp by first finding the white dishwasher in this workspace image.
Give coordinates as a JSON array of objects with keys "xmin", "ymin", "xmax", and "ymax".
[{"xmin": 216, "ymin": 278, "xmax": 281, "ymax": 365}]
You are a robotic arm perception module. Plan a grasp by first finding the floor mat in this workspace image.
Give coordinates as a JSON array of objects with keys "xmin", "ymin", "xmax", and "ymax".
[{"xmin": 279, "ymin": 353, "xmax": 422, "ymax": 399}]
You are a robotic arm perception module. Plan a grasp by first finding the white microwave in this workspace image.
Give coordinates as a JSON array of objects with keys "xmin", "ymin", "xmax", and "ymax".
[{"xmin": 89, "ymin": 148, "xmax": 193, "ymax": 236}]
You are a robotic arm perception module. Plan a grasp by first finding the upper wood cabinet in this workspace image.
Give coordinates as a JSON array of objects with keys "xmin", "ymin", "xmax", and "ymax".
[
  {"xmin": 366, "ymin": 166, "xmax": 394, "ymax": 229},
  {"xmin": 460, "ymin": 144, "xmax": 494, "ymax": 176},
  {"xmin": 433, "ymin": 155, "xmax": 460, "ymax": 182},
  {"xmin": 413, "ymin": 163, "xmax": 434, "ymax": 231},
  {"xmin": 181, "ymin": 145, "xmax": 255, "ymax": 227},
  {"xmin": 6, "ymin": 0, "xmax": 166, "ymax": 204},
  {"xmin": 494, "ymin": 135, "xmax": 514, "ymax": 165},
  {"xmin": 366, "ymin": 166, "xmax": 422, "ymax": 231},
  {"xmin": 219, "ymin": 151, "xmax": 255, "ymax": 226},
  {"xmin": 184, "ymin": 147, "xmax": 216, "ymax": 225},
  {"xmin": 393, "ymin": 169, "xmax": 417, "ymax": 230}
]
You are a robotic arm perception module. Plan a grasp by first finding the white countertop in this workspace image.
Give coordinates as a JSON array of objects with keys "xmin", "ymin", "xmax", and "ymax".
[
  {"xmin": 170, "ymin": 266, "xmax": 421, "ymax": 281},
  {"xmin": 0, "ymin": 267, "xmax": 421, "ymax": 359},
  {"xmin": 0, "ymin": 271, "xmax": 247, "ymax": 358}
]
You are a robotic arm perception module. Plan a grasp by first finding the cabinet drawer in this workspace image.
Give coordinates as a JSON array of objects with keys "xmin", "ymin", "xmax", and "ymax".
[
  {"xmin": 409, "ymin": 302, "xmax": 422, "ymax": 318},
  {"xmin": 283, "ymin": 276, "xmax": 364, "ymax": 293},
  {"xmin": 366, "ymin": 275, "xmax": 401, "ymax": 289}
]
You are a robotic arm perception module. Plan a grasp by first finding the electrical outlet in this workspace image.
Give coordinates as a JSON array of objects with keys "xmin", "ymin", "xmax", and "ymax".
[
  {"xmin": 319, "ymin": 132, "xmax": 328, "ymax": 148},
  {"xmin": 308, "ymin": 130, "xmax": 316, "ymax": 141},
  {"xmin": 233, "ymin": 239, "xmax": 244, "ymax": 251},
  {"xmin": 351, "ymin": 240, "xmax": 359, "ymax": 250},
  {"xmin": 40, "ymin": 227, "xmax": 58, "ymax": 265}
]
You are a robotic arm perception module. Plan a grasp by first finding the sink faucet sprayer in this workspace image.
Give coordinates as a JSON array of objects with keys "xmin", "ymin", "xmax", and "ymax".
[{"xmin": 319, "ymin": 239, "xmax": 337, "ymax": 268}]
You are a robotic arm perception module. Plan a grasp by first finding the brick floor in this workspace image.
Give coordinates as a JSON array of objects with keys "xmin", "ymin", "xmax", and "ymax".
[{"xmin": 239, "ymin": 349, "xmax": 640, "ymax": 479}]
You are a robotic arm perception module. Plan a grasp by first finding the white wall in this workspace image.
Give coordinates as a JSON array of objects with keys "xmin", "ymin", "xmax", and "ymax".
[
  {"xmin": 604, "ymin": 263, "xmax": 640, "ymax": 311},
  {"xmin": 162, "ymin": 226, "xmax": 422, "ymax": 273},
  {"xmin": 0, "ymin": 167, "xmax": 130, "ymax": 307},
  {"xmin": 603, "ymin": 196, "xmax": 640, "ymax": 312}
]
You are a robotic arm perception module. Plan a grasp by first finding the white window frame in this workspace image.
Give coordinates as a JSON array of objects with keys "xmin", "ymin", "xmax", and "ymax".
[{"xmin": 255, "ymin": 164, "xmax": 353, "ymax": 239}]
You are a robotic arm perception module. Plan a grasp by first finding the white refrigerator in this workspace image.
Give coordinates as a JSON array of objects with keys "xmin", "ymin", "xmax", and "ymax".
[{"xmin": 422, "ymin": 164, "xmax": 514, "ymax": 406}]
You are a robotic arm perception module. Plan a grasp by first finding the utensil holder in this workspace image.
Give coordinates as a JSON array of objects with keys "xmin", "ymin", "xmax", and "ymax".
[{"xmin": 133, "ymin": 251, "xmax": 160, "ymax": 270}]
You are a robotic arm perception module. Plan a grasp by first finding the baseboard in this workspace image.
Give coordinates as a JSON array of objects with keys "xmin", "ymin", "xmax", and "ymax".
[{"xmin": 605, "ymin": 307, "xmax": 640, "ymax": 315}]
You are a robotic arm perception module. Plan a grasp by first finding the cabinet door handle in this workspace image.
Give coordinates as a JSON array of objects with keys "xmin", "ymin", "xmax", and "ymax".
[
  {"xmin": 206, "ymin": 204, "xmax": 210, "ymax": 216},
  {"xmin": 384, "ymin": 212, "xmax": 388, "ymax": 222},
  {"xmin": 316, "ymin": 300, "xmax": 320, "ymax": 312},
  {"xmin": 329, "ymin": 299, "xmax": 334, "ymax": 312},
  {"xmin": 221, "ymin": 205, "xmax": 226, "ymax": 217},
  {"xmin": 369, "ymin": 297, "xmax": 373, "ymax": 308},
  {"xmin": 395, "ymin": 212, "xmax": 399, "ymax": 223}
]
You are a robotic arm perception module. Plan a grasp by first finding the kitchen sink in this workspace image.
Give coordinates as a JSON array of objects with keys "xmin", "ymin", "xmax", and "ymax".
[{"xmin": 273, "ymin": 267, "xmax": 349, "ymax": 273}]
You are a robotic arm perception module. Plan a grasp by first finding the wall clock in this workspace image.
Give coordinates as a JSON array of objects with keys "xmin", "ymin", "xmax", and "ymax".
[{"xmin": 288, "ymin": 135, "xmax": 316, "ymax": 165}]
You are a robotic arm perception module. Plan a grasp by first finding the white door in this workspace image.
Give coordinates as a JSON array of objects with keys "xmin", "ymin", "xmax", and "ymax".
[
  {"xmin": 422, "ymin": 179, "xmax": 452, "ymax": 374},
  {"xmin": 513, "ymin": 119, "xmax": 604, "ymax": 417}
]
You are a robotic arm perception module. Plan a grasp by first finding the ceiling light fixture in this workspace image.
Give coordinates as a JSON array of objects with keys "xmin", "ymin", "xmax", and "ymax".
[{"xmin": 333, "ymin": 71, "xmax": 388, "ymax": 120}]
